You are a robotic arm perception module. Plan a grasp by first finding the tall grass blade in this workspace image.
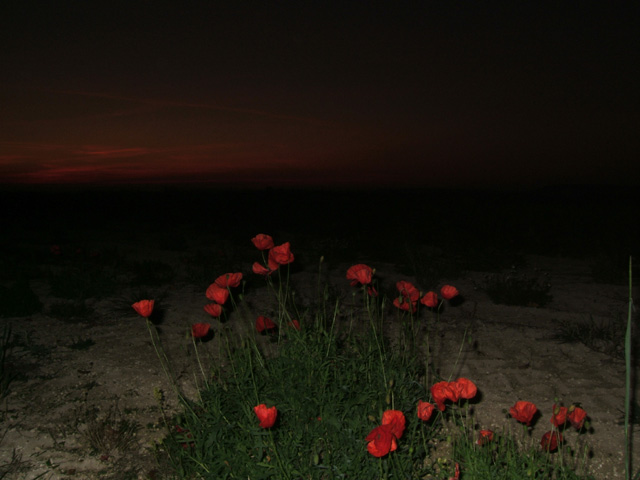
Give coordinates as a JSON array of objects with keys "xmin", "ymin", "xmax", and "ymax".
[{"xmin": 625, "ymin": 255, "xmax": 635, "ymax": 480}]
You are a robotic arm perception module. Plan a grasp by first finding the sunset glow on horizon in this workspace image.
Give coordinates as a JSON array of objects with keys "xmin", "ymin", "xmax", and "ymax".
[{"xmin": 1, "ymin": 4, "xmax": 638, "ymax": 190}]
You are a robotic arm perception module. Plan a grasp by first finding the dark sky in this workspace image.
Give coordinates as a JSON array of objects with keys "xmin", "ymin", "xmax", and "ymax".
[{"xmin": 1, "ymin": 3, "xmax": 638, "ymax": 189}]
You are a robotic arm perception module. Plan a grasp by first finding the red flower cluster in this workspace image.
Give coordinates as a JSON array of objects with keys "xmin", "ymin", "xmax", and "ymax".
[
  {"xmin": 430, "ymin": 378, "xmax": 477, "ymax": 411},
  {"xmin": 393, "ymin": 281, "xmax": 420, "ymax": 312},
  {"xmin": 393, "ymin": 282, "xmax": 460, "ymax": 312},
  {"xmin": 132, "ymin": 299, "xmax": 154, "ymax": 318},
  {"xmin": 254, "ymin": 404, "xmax": 277, "ymax": 428},
  {"xmin": 251, "ymin": 234, "xmax": 294, "ymax": 276},
  {"xmin": 420, "ymin": 285, "xmax": 459, "ymax": 309},
  {"xmin": 548, "ymin": 403, "xmax": 588, "ymax": 430},
  {"xmin": 204, "ymin": 271, "xmax": 242, "ymax": 325},
  {"xmin": 365, "ymin": 410, "xmax": 406, "ymax": 457},
  {"xmin": 256, "ymin": 316, "xmax": 276, "ymax": 333}
]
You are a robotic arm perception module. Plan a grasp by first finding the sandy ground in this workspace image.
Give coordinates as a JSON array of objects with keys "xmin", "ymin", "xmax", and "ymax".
[{"xmin": 0, "ymin": 235, "xmax": 638, "ymax": 479}]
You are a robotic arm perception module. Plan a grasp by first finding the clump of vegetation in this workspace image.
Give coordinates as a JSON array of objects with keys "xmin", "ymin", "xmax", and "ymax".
[
  {"xmin": 138, "ymin": 234, "xmax": 594, "ymax": 479},
  {"xmin": 483, "ymin": 273, "xmax": 552, "ymax": 307},
  {"xmin": 555, "ymin": 315, "xmax": 626, "ymax": 360},
  {"xmin": 81, "ymin": 405, "xmax": 139, "ymax": 457}
]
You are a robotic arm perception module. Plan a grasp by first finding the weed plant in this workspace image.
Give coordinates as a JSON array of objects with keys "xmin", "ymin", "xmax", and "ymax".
[
  {"xmin": 555, "ymin": 315, "xmax": 625, "ymax": 360},
  {"xmin": 132, "ymin": 235, "xmax": 594, "ymax": 479},
  {"xmin": 81, "ymin": 405, "xmax": 139, "ymax": 456}
]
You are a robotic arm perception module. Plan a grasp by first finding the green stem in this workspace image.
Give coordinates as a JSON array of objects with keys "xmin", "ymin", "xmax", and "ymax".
[
  {"xmin": 268, "ymin": 428, "xmax": 291, "ymax": 480},
  {"xmin": 365, "ymin": 287, "xmax": 388, "ymax": 387}
]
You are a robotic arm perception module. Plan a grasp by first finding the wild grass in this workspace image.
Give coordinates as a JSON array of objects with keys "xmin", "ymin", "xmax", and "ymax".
[
  {"xmin": 81, "ymin": 404, "xmax": 139, "ymax": 457},
  {"xmin": 555, "ymin": 315, "xmax": 626, "ymax": 360}
]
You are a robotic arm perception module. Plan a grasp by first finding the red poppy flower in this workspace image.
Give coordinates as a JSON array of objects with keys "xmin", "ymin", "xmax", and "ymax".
[
  {"xmin": 132, "ymin": 299, "xmax": 154, "ymax": 318},
  {"xmin": 551, "ymin": 404, "xmax": 568, "ymax": 427},
  {"xmin": 394, "ymin": 281, "xmax": 420, "ymax": 312},
  {"xmin": 452, "ymin": 377, "xmax": 477, "ymax": 400},
  {"xmin": 256, "ymin": 316, "xmax": 276, "ymax": 333},
  {"xmin": 449, "ymin": 462, "xmax": 460, "ymax": 480},
  {"xmin": 206, "ymin": 284, "xmax": 229, "ymax": 305},
  {"xmin": 510, "ymin": 401, "xmax": 538, "ymax": 426},
  {"xmin": 203, "ymin": 303, "xmax": 222, "ymax": 317},
  {"xmin": 269, "ymin": 242, "xmax": 294, "ymax": 265},
  {"xmin": 365, "ymin": 425, "xmax": 397, "ymax": 457},
  {"xmin": 254, "ymin": 404, "xmax": 277, "ymax": 428},
  {"xmin": 287, "ymin": 319, "xmax": 301, "ymax": 330},
  {"xmin": 346, "ymin": 264, "xmax": 373, "ymax": 286},
  {"xmin": 417, "ymin": 400, "xmax": 435, "ymax": 421},
  {"xmin": 421, "ymin": 291, "xmax": 438, "ymax": 308},
  {"xmin": 382, "ymin": 410, "xmax": 405, "ymax": 440},
  {"xmin": 396, "ymin": 281, "xmax": 420, "ymax": 302},
  {"xmin": 568, "ymin": 406, "xmax": 587, "ymax": 430},
  {"xmin": 191, "ymin": 322, "xmax": 211, "ymax": 338},
  {"xmin": 252, "ymin": 262, "xmax": 276, "ymax": 276},
  {"xmin": 440, "ymin": 285, "xmax": 459, "ymax": 300},
  {"xmin": 252, "ymin": 234, "xmax": 274, "ymax": 251},
  {"xmin": 214, "ymin": 272, "xmax": 243, "ymax": 288},
  {"xmin": 393, "ymin": 297, "xmax": 417, "ymax": 312},
  {"xmin": 540, "ymin": 430, "xmax": 562, "ymax": 452},
  {"xmin": 50, "ymin": 245, "xmax": 62, "ymax": 255},
  {"xmin": 430, "ymin": 381, "xmax": 457, "ymax": 411},
  {"xmin": 477, "ymin": 429, "xmax": 494, "ymax": 446}
]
